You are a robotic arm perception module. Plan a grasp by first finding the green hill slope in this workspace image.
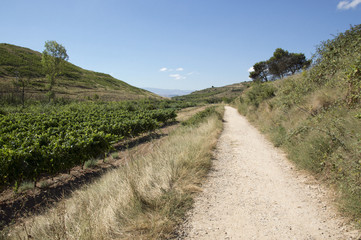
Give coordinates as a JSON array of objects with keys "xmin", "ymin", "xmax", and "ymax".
[
  {"xmin": 0, "ymin": 43, "xmax": 159, "ymax": 101},
  {"xmin": 235, "ymin": 24, "xmax": 361, "ymax": 223},
  {"xmin": 173, "ymin": 82, "xmax": 247, "ymax": 103}
]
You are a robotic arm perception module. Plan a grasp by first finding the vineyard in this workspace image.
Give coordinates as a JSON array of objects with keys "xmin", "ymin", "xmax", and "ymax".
[{"xmin": 0, "ymin": 101, "xmax": 177, "ymax": 188}]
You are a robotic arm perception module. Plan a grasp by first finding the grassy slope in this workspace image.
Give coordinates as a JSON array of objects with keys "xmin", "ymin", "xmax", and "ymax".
[
  {"xmin": 0, "ymin": 43, "xmax": 159, "ymax": 101},
  {"xmin": 235, "ymin": 25, "xmax": 361, "ymax": 224},
  {"xmin": 173, "ymin": 82, "xmax": 247, "ymax": 103}
]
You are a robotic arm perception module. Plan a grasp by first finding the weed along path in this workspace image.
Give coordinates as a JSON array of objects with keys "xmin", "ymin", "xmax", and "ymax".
[{"xmin": 180, "ymin": 106, "xmax": 360, "ymax": 239}]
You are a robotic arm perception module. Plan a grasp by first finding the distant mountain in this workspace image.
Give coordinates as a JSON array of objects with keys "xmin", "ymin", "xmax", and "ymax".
[
  {"xmin": 0, "ymin": 43, "xmax": 160, "ymax": 101},
  {"xmin": 144, "ymin": 87, "xmax": 194, "ymax": 98}
]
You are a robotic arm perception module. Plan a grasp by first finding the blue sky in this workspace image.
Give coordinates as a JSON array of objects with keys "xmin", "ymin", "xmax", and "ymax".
[{"xmin": 1, "ymin": 0, "xmax": 360, "ymax": 90}]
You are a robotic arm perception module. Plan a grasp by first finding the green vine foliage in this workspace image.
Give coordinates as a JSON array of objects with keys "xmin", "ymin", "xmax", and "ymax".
[{"xmin": 0, "ymin": 102, "xmax": 176, "ymax": 186}]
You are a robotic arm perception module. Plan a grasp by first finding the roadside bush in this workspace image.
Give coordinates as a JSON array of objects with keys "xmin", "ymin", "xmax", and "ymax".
[
  {"xmin": 274, "ymin": 74, "xmax": 314, "ymax": 109},
  {"xmin": 309, "ymin": 24, "xmax": 361, "ymax": 105},
  {"xmin": 182, "ymin": 106, "xmax": 222, "ymax": 126},
  {"xmin": 345, "ymin": 57, "xmax": 361, "ymax": 106},
  {"xmin": 236, "ymin": 96, "xmax": 248, "ymax": 116},
  {"xmin": 269, "ymin": 124, "xmax": 287, "ymax": 147},
  {"xmin": 245, "ymin": 83, "xmax": 276, "ymax": 108}
]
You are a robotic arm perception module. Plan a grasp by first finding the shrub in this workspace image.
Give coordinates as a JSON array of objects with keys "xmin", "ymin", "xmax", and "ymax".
[
  {"xmin": 245, "ymin": 83, "xmax": 276, "ymax": 108},
  {"xmin": 345, "ymin": 57, "xmax": 361, "ymax": 106},
  {"xmin": 182, "ymin": 106, "xmax": 222, "ymax": 126},
  {"xmin": 309, "ymin": 24, "xmax": 361, "ymax": 97},
  {"xmin": 84, "ymin": 158, "xmax": 98, "ymax": 169}
]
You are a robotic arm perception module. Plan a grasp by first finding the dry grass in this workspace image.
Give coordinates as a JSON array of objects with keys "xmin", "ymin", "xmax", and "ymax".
[
  {"xmin": 2, "ymin": 107, "xmax": 223, "ymax": 239},
  {"xmin": 175, "ymin": 105, "xmax": 208, "ymax": 122},
  {"xmin": 308, "ymin": 87, "xmax": 343, "ymax": 115}
]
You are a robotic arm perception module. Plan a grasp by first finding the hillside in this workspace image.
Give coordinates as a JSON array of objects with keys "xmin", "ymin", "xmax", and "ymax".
[
  {"xmin": 0, "ymin": 43, "xmax": 159, "ymax": 101},
  {"xmin": 173, "ymin": 82, "xmax": 248, "ymax": 103},
  {"xmin": 234, "ymin": 24, "xmax": 361, "ymax": 223},
  {"xmin": 144, "ymin": 87, "xmax": 194, "ymax": 98}
]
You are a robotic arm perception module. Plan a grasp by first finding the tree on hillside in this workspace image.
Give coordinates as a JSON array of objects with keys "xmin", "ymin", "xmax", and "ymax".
[
  {"xmin": 286, "ymin": 53, "xmax": 311, "ymax": 74},
  {"xmin": 268, "ymin": 48, "xmax": 310, "ymax": 79},
  {"xmin": 249, "ymin": 61, "xmax": 269, "ymax": 82},
  {"xmin": 249, "ymin": 48, "xmax": 311, "ymax": 82},
  {"xmin": 267, "ymin": 48, "xmax": 290, "ymax": 79},
  {"xmin": 42, "ymin": 40, "xmax": 68, "ymax": 100}
]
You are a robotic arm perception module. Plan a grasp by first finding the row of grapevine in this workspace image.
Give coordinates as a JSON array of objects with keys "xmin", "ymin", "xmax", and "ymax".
[{"xmin": 0, "ymin": 104, "xmax": 176, "ymax": 186}]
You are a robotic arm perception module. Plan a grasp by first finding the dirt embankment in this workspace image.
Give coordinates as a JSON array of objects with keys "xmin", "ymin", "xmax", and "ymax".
[{"xmin": 179, "ymin": 106, "xmax": 360, "ymax": 239}]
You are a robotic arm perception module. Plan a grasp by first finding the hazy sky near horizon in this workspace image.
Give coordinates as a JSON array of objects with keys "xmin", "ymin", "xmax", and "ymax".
[{"xmin": 1, "ymin": 0, "xmax": 360, "ymax": 90}]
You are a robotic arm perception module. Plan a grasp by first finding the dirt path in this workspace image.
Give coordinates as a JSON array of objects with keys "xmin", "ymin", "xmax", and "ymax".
[{"xmin": 180, "ymin": 106, "xmax": 360, "ymax": 239}]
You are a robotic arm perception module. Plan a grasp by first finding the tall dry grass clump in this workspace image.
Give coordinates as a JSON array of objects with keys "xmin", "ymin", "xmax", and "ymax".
[{"xmin": 2, "ymin": 107, "xmax": 223, "ymax": 239}]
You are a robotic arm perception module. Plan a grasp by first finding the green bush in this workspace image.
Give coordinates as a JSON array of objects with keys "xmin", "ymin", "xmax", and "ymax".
[
  {"xmin": 182, "ymin": 106, "xmax": 222, "ymax": 126},
  {"xmin": 270, "ymin": 124, "xmax": 287, "ymax": 147},
  {"xmin": 310, "ymin": 24, "xmax": 361, "ymax": 92},
  {"xmin": 245, "ymin": 83, "xmax": 276, "ymax": 108},
  {"xmin": 345, "ymin": 57, "xmax": 361, "ymax": 106}
]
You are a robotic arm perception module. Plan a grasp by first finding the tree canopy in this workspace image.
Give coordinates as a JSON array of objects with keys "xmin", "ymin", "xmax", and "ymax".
[
  {"xmin": 42, "ymin": 41, "xmax": 68, "ymax": 97},
  {"xmin": 249, "ymin": 61, "xmax": 269, "ymax": 82},
  {"xmin": 249, "ymin": 48, "xmax": 311, "ymax": 82}
]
